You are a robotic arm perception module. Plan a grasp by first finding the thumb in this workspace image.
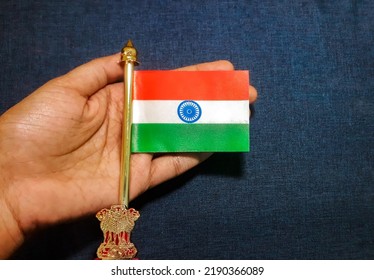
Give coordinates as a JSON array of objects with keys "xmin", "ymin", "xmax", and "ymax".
[{"xmin": 49, "ymin": 53, "xmax": 123, "ymax": 98}]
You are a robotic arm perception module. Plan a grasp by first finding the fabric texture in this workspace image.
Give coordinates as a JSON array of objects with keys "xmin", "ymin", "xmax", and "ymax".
[
  {"xmin": 132, "ymin": 70, "xmax": 250, "ymax": 152},
  {"xmin": 1, "ymin": 0, "xmax": 373, "ymax": 259}
]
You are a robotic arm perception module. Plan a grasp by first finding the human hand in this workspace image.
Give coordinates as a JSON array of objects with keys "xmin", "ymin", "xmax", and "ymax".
[{"xmin": 0, "ymin": 53, "xmax": 257, "ymax": 258}]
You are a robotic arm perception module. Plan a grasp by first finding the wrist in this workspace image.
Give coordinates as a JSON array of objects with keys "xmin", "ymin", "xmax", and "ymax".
[{"xmin": 0, "ymin": 178, "xmax": 24, "ymax": 259}]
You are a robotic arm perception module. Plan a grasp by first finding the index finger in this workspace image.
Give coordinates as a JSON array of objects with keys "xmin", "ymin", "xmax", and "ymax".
[{"xmin": 176, "ymin": 60, "xmax": 234, "ymax": 71}]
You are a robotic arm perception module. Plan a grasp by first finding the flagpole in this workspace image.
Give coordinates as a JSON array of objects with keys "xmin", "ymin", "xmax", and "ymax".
[{"xmin": 119, "ymin": 40, "xmax": 138, "ymax": 208}]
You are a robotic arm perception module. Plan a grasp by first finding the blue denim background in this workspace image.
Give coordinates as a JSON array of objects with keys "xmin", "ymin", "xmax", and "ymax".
[{"xmin": 1, "ymin": 0, "xmax": 373, "ymax": 259}]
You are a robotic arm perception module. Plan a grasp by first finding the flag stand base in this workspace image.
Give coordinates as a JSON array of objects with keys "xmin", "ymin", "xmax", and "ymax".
[{"xmin": 96, "ymin": 205, "xmax": 140, "ymax": 260}]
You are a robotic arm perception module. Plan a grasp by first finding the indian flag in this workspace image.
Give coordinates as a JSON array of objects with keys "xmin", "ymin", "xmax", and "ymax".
[{"xmin": 131, "ymin": 70, "xmax": 250, "ymax": 153}]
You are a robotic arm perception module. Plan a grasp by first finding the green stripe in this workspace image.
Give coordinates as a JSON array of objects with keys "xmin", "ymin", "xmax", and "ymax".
[{"xmin": 131, "ymin": 124, "xmax": 249, "ymax": 153}]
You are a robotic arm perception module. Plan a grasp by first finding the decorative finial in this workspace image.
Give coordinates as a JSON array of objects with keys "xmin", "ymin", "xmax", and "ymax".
[{"xmin": 121, "ymin": 39, "xmax": 138, "ymax": 64}]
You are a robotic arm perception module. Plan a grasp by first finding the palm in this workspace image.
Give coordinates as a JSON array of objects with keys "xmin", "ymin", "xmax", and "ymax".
[{"xmin": 1, "ymin": 80, "xmax": 150, "ymax": 229}]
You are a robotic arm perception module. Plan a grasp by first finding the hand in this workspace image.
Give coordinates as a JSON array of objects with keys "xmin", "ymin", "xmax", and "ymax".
[{"xmin": 0, "ymin": 53, "xmax": 257, "ymax": 258}]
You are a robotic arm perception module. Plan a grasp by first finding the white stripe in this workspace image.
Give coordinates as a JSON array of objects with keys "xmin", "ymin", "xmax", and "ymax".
[{"xmin": 133, "ymin": 100, "xmax": 249, "ymax": 124}]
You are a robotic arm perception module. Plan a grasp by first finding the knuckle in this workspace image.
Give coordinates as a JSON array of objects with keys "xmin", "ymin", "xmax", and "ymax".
[{"xmin": 172, "ymin": 155, "xmax": 184, "ymax": 176}]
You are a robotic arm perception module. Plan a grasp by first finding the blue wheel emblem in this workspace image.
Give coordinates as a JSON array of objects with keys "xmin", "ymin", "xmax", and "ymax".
[{"xmin": 177, "ymin": 100, "xmax": 202, "ymax": 123}]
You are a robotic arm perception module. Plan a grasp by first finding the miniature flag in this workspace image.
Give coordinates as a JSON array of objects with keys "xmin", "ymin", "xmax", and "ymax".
[{"xmin": 131, "ymin": 70, "xmax": 250, "ymax": 153}]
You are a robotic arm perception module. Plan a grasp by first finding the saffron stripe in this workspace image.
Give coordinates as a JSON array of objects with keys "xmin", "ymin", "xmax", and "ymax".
[
  {"xmin": 131, "ymin": 124, "xmax": 249, "ymax": 153},
  {"xmin": 133, "ymin": 100, "xmax": 250, "ymax": 124},
  {"xmin": 134, "ymin": 71, "xmax": 249, "ymax": 100}
]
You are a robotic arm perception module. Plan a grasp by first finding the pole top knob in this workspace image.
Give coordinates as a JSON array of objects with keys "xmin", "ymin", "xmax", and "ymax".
[{"xmin": 121, "ymin": 40, "xmax": 138, "ymax": 64}]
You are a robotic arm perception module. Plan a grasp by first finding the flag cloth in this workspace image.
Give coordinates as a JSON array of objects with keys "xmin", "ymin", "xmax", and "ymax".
[{"xmin": 131, "ymin": 70, "xmax": 250, "ymax": 153}]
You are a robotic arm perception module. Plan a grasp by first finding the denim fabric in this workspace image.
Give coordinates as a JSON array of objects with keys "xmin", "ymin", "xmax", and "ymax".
[{"xmin": 1, "ymin": 0, "xmax": 373, "ymax": 259}]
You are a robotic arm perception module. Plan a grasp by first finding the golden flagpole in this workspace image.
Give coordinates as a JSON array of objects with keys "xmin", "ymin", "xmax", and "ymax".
[
  {"xmin": 95, "ymin": 40, "xmax": 140, "ymax": 260},
  {"xmin": 119, "ymin": 40, "xmax": 138, "ymax": 208}
]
